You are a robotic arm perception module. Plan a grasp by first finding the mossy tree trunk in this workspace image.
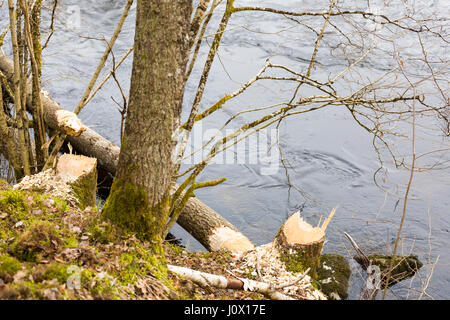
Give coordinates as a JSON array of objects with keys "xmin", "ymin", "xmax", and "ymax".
[
  {"xmin": 0, "ymin": 84, "xmax": 24, "ymax": 178},
  {"xmin": 101, "ymin": 0, "xmax": 192, "ymax": 244}
]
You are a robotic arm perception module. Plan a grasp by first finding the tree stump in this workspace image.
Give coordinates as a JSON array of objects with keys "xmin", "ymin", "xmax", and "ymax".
[
  {"xmin": 56, "ymin": 154, "xmax": 97, "ymax": 209},
  {"xmin": 275, "ymin": 209, "xmax": 336, "ymax": 277}
]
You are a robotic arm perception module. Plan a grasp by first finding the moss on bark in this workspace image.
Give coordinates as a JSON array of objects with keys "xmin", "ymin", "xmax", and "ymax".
[
  {"xmin": 276, "ymin": 230, "xmax": 324, "ymax": 277},
  {"xmin": 101, "ymin": 177, "xmax": 169, "ymax": 244},
  {"xmin": 68, "ymin": 168, "xmax": 97, "ymax": 210}
]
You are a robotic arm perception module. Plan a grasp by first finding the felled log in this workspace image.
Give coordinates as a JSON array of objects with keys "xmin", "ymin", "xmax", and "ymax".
[
  {"xmin": 0, "ymin": 51, "xmax": 254, "ymax": 253},
  {"xmin": 275, "ymin": 209, "xmax": 336, "ymax": 277},
  {"xmin": 167, "ymin": 264, "xmax": 297, "ymax": 300},
  {"xmin": 0, "ymin": 51, "xmax": 86, "ymax": 137},
  {"xmin": 56, "ymin": 154, "xmax": 97, "ymax": 209},
  {"xmin": 176, "ymin": 199, "xmax": 254, "ymax": 252}
]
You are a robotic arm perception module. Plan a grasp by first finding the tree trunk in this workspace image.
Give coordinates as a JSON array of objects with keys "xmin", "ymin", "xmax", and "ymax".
[
  {"xmin": 177, "ymin": 198, "xmax": 254, "ymax": 252},
  {"xmin": 101, "ymin": 0, "xmax": 192, "ymax": 242},
  {"xmin": 0, "ymin": 85, "xmax": 23, "ymax": 178}
]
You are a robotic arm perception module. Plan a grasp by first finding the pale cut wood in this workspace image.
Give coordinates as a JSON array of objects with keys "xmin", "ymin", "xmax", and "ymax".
[
  {"xmin": 0, "ymin": 50, "xmax": 86, "ymax": 137},
  {"xmin": 275, "ymin": 209, "xmax": 336, "ymax": 276},
  {"xmin": 14, "ymin": 154, "xmax": 97, "ymax": 209},
  {"xmin": 56, "ymin": 153, "xmax": 97, "ymax": 209},
  {"xmin": 209, "ymin": 226, "xmax": 255, "ymax": 253},
  {"xmin": 281, "ymin": 211, "xmax": 325, "ymax": 245},
  {"xmin": 56, "ymin": 153, "xmax": 96, "ymax": 179},
  {"xmin": 55, "ymin": 109, "xmax": 85, "ymax": 136}
]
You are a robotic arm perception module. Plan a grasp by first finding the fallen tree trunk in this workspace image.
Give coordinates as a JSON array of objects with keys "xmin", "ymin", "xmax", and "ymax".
[
  {"xmin": 167, "ymin": 264, "xmax": 299, "ymax": 300},
  {"xmin": 0, "ymin": 51, "xmax": 86, "ymax": 137},
  {"xmin": 176, "ymin": 199, "xmax": 254, "ymax": 252},
  {"xmin": 0, "ymin": 51, "xmax": 254, "ymax": 253}
]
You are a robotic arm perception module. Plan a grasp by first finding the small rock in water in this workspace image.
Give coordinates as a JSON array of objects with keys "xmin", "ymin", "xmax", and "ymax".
[{"xmin": 354, "ymin": 254, "xmax": 423, "ymax": 287}]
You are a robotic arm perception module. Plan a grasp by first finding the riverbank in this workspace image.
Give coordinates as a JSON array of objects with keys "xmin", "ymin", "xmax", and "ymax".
[{"xmin": 0, "ymin": 178, "xmax": 328, "ymax": 300}]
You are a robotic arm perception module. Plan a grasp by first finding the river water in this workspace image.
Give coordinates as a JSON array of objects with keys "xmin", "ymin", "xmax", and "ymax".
[{"xmin": 1, "ymin": 0, "xmax": 449, "ymax": 299}]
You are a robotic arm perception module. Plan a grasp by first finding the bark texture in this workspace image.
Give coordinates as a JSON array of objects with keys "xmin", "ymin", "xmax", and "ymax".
[
  {"xmin": 177, "ymin": 199, "xmax": 254, "ymax": 252},
  {"xmin": 101, "ymin": 0, "xmax": 192, "ymax": 240}
]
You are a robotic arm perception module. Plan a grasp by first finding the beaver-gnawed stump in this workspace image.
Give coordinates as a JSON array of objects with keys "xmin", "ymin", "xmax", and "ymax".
[
  {"xmin": 56, "ymin": 154, "xmax": 97, "ymax": 209},
  {"xmin": 275, "ymin": 210, "xmax": 336, "ymax": 278}
]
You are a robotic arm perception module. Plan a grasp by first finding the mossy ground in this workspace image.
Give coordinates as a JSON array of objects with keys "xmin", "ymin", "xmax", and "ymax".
[
  {"xmin": 0, "ymin": 180, "xmax": 173, "ymax": 299},
  {"xmin": 0, "ymin": 179, "xmax": 266, "ymax": 300}
]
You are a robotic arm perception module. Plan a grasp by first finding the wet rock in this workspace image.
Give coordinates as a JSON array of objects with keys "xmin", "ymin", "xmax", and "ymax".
[
  {"xmin": 354, "ymin": 254, "xmax": 423, "ymax": 287},
  {"xmin": 316, "ymin": 254, "xmax": 351, "ymax": 300}
]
